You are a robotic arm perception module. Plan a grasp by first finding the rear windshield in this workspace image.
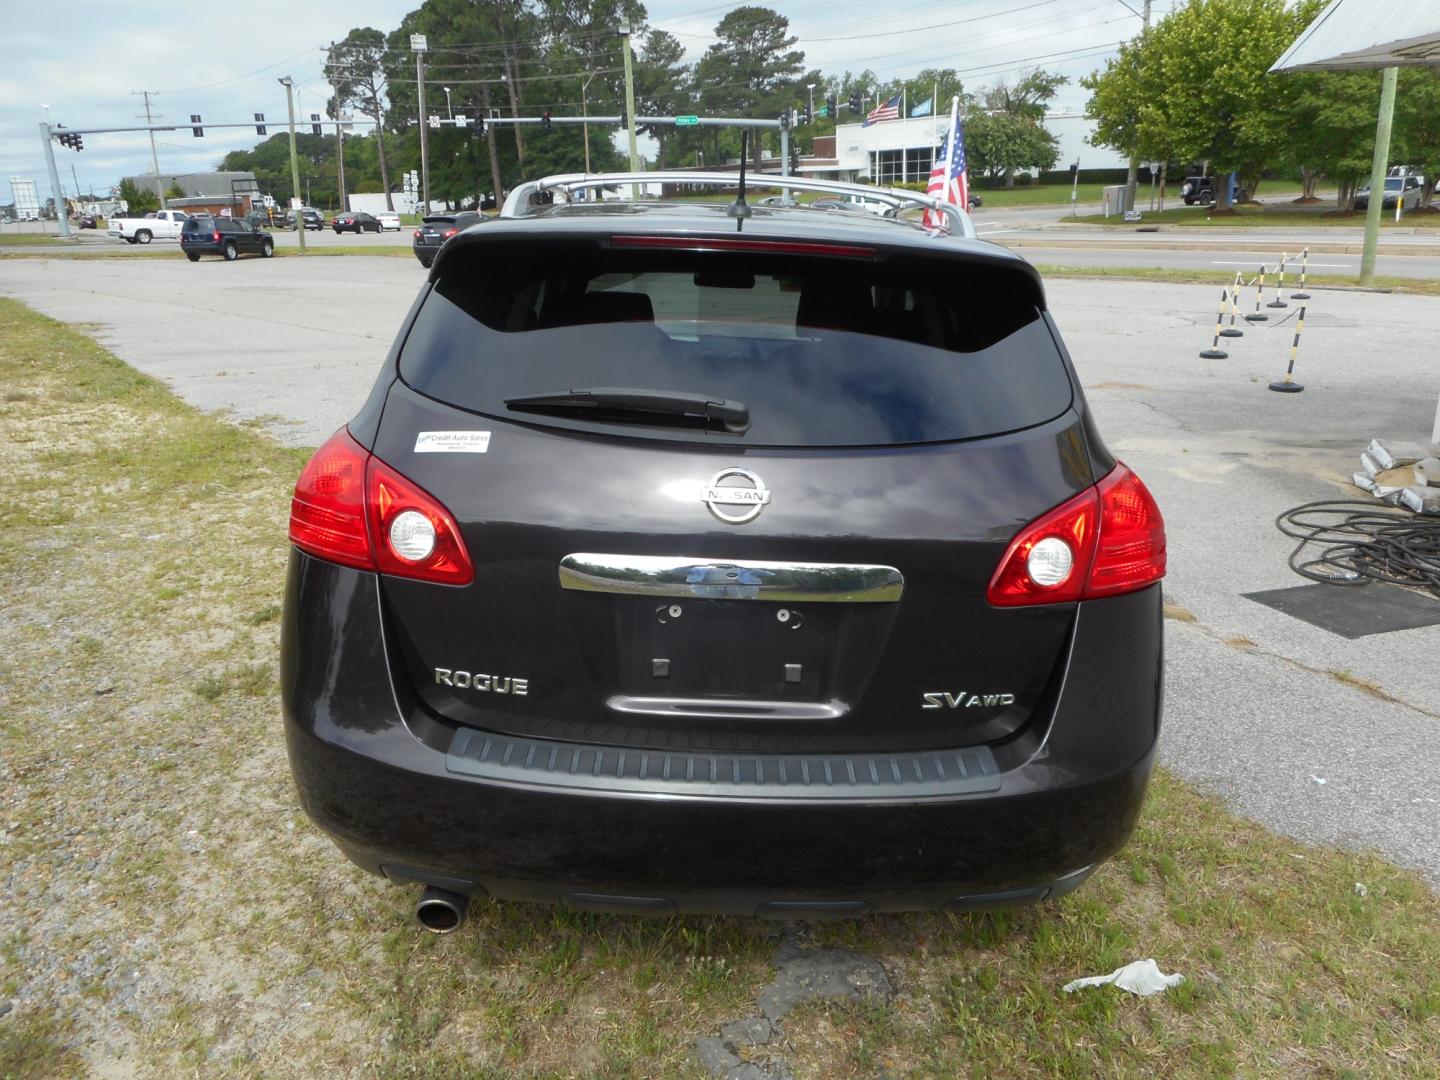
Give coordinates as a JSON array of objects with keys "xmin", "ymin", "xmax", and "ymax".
[{"xmin": 399, "ymin": 239, "xmax": 1072, "ymax": 447}]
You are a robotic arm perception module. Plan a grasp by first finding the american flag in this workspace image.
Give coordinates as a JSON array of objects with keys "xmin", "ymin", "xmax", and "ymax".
[
  {"xmin": 922, "ymin": 101, "xmax": 970, "ymax": 232},
  {"xmin": 863, "ymin": 93, "xmax": 902, "ymax": 127}
]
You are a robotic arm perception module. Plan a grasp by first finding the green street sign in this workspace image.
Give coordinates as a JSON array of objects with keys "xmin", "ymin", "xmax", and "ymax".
[
  {"xmin": 674, "ymin": 115, "xmax": 700, "ymax": 126},
  {"xmin": 817, "ymin": 105, "xmax": 829, "ymax": 117}
]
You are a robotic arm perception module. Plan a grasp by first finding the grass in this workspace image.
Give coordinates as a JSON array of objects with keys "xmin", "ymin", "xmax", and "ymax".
[
  {"xmin": 0, "ymin": 232, "xmax": 67, "ymax": 246},
  {"xmin": 1073, "ymin": 206, "xmax": 1440, "ymax": 228},
  {"xmin": 1031, "ymin": 264, "xmax": 1440, "ymax": 298},
  {"xmin": 0, "ymin": 245, "xmax": 417, "ymax": 261},
  {"xmin": 2, "ymin": 296, "xmax": 1440, "ymax": 1076}
]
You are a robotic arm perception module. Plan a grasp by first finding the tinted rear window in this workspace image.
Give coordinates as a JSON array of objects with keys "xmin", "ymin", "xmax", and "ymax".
[{"xmin": 399, "ymin": 239, "xmax": 1072, "ymax": 447}]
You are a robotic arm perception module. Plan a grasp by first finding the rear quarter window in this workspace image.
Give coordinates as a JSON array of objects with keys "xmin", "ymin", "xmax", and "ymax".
[{"xmin": 399, "ymin": 237, "xmax": 1073, "ymax": 448}]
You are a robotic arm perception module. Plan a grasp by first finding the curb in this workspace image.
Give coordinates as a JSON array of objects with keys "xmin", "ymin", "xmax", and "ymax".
[{"xmin": 997, "ymin": 237, "xmax": 1440, "ymax": 257}]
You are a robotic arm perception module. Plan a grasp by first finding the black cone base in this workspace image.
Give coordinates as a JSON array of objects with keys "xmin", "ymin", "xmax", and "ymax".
[
  {"xmin": 1244, "ymin": 313, "xmax": 1269, "ymax": 322},
  {"xmin": 1267, "ymin": 300, "xmax": 1288, "ymax": 308},
  {"xmin": 1219, "ymin": 328, "xmax": 1244, "ymax": 338},
  {"xmin": 1268, "ymin": 380, "xmax": 1304, "ymax": 393},
  {"xmin": 1200, "ymin": 349, "xmax": 1228, "ymax": 359},
  {"xmin": 1291, "ymin": 291, "xmax": 1311, "ymax": 300}
]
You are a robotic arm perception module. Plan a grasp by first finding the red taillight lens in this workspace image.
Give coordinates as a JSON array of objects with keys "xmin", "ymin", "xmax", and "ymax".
[
  {"xmin": 413, "ymin": 229, "xmax": 421, "ymax": 238},
  {"xmin": 442, "ymin": 227, "xmax": 458, "ymax": 239},
  {"xmin": 288, "ymin": 428, "xmax": 373, "ymax": 571},
  {"xmin": 986, "ymin": 463, "xmax": 1164, "ymax": 607},
  {"xmin": 366, "ymin": 457, "xmax": 473, "ymax": 585},
  {"xmin": 288, "ymin": 428, "xmax": 474, "ymax": 585},
  {"xmin": 987, "ymin": 487, "xmax": 1099, "ymax": 606},
  {"xmin": 1088, "ymin": 463, "xmax": 1166, "ymax": 597},
  {"xmin": 212, "ymin": 231, "xmax": 220, "ymax": 241}
]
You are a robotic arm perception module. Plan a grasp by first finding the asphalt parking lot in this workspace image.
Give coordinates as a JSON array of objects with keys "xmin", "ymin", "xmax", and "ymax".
[{"xmin": 2, "ymin": 254, "xmax": 1437, "ymax": 885}]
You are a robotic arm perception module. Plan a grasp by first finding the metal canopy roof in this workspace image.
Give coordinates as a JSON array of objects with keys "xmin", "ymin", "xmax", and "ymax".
[{"xmin": 1271, "ymin": 0, "xmax": 1440, "ymax": 72}]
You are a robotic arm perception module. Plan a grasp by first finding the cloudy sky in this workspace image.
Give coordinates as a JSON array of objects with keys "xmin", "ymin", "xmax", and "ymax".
[{"xmin": 0, "ymin": 0, "xmax": 1167, "ymax": 199}]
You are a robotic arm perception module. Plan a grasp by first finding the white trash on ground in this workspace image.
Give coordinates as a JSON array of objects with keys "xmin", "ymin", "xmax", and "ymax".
[{"xmin": 1062, "ymin": 959, "xmax": 1185, "ymax": 997}]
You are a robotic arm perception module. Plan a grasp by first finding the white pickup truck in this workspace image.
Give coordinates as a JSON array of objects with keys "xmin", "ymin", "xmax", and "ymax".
[{"xmin": 108, "ymin": 209, "xmax": 189, "ymax": 245}]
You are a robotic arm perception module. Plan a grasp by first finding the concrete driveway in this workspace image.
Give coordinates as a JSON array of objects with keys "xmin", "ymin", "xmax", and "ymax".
[{"xmin": 3, "ymin": 254, "xmax": 1437, "ymax": 885}]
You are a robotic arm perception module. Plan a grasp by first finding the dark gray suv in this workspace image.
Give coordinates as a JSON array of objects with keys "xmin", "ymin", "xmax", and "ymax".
[{"xmin": 282, "ymin": 174, "xmax": 1165, "ymax": 932}]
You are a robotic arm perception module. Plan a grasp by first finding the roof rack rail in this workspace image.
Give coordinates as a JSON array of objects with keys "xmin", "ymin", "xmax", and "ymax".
[{"xmin": 499, "ymin": 171, "xmax": 977, "ymax": 239}]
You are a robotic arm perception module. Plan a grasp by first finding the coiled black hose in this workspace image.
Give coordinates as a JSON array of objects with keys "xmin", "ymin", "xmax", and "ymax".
[{"xmin": 1276, "ymin": 500, "xmax": 1440, "ymax": 597}]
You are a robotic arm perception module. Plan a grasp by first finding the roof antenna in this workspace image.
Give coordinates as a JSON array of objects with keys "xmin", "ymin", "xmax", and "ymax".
[{"xmin": 728, "ymin": 130, "xmax": 752, "ymax": 228}]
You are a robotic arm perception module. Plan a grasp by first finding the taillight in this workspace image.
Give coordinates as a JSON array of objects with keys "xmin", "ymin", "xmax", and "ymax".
[
  {"xmin": 413, "ymin": 229, "xmax": 421, "ymax": 239},
  {"xmin": 288, "ymin": 428, "xmax": 372, "ymax": 571},
  {"xmin": 288, "ymin": 428, "xmax": 474, "ymax": 585},
  {"xmin": 986, "ymin": 463, "xmax": 1164, "ymax": 606},
  {"xmin": 366, "ymin": 456, "xmax": 473, "ymax": 585},
  {"xmin": 212, "ymin": 231, "xmax": 220, "ymax": 241},
  {"xmin": 442, "ymin": 227, "xmax": 458, "ymax": 239}
]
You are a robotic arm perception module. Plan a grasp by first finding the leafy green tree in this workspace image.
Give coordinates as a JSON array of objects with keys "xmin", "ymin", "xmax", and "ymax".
[
  {"xmin": 635, "ymin": 29, "xmax": 690, "ymax": 170},
  {"xmin": 117, "ymin": 178, "xmax": 159, "ymax": 216},
  {"xmin": 1393, "ymin": 68, "xmax": 1440, "ymax": 210},
  {"xmin": 325, "ymin": 28, "xmax": 395, "ymax": 210},
  {"xmin": 1085, "ymin": 0, "xmax": 1313, "ymax": 212},
  {"xmin": 164, "ymin": 182, "xmax": 185, "ymax": 202},
  {"xmin": 985, "ymin": 69, "xmax": 1066, "ymax": 122},
  {"xmin": 1282, "ymin": 68, "xmax": 1381, "ymax": 209},
  {"xmin": 966, "ymin": 112, "xmax": 1059, "ymax": 185}
]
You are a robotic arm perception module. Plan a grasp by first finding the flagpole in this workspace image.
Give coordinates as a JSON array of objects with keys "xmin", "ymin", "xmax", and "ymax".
[{"xmin": 901, "ymin": 87, "xmax": 907, "ymax": 181}]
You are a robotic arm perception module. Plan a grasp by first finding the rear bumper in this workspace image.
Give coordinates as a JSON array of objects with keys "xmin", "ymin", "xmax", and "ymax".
[{"xmin": 282, "ymin": 553, "xmax": 1162, "ymax": 915}]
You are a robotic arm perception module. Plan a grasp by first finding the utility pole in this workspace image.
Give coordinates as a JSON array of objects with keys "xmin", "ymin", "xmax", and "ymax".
[
  {"xmin": 1122, "ymin": 0, "xmax": 1152, "ymax": 212},
  {"xmin": 70, "ymin": 163, "xmax": 82, "ymax": 210},
  {"xmin": 1359, "ymin": 66, "xmax": 1398, "ymax": 286},
  {"xmin": 412, "ymin": 34, "xmax": 430, "ymax": 215},
  {"xmin": 336, "ymin": 114, "xmax": 347, "ymax": 212},
  {"xmin": 132, "ymin": 90, "xmax": 164, "ymax": 206},
  {"xmin": 619, "ymin": 24, "xmax": 640, "ymax": 173},
  {"xmin": 279, "ymin": 77, "xmax": 306, "ymax": 254}
]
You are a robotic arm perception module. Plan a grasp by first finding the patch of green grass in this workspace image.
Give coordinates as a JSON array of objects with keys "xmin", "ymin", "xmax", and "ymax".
[
  {"xmin": 1073, "ymin": 205, "xmax": 1440, "ymax": 228},
  {"xmin": 3, "ymin": 296, "xmax": 1440, "ymax": 1077},
  {"xmin": 1032, "ymin": 263, "xmax": 1440, "ymax": 297},
  {"xmin": 0, "ymin": 232, "xmax": 67, "ymax": 246},
  {"xmin": 0, "ymin": 1012, "xmax": 84, "ymax": 1079}
]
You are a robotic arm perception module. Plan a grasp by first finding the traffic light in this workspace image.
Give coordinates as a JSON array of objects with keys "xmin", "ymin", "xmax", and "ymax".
[
  {"xmin": 310, "ymin": 113, "xmax": 322, "ymax": 136},
  {"xmin": 255, "ymin": 113, "xmax": 267, "ymax": 136},
  {"xmin": 1069, "ymin": 161, "xmax": 1079, "ymax": 178},
  {"xmin": 801, "ymin": 101, "xmax": 812, "ymax": 125},
  {"xmin": 74, "ymin": 133, "xmax": 82, "ymax": 151},
  {"xmin": 778, "ymin": 109, "xmax": 790, "ymax": 131},
  {"xmin": 191, "ymin": 114, "xmax": 204, "ymax": 137},
  {"xmin": 474, "ymin": 115, "xmax": 486, "ymax": 136},
  {"xmin": 542, "ymin": 110, "xmax": 552, "ymax": 130},
  {"xmin": 848, "ymin": 92, "xmax": 862, "ymax": 114},
  {"xmin": 825, "ymin": 95, "xmax": 837, "ymax": 119}
]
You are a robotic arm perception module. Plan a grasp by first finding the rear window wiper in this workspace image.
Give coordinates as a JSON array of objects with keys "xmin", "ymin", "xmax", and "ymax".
[{"xmin": 505, "ymin": 387, "xmax": 750, "ymax": 434}]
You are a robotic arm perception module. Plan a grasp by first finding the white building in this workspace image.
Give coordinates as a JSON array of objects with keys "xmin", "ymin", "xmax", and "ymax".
[{"xmin": 815, "ymin": 111, "xmax": 1128, "ymax": 185}]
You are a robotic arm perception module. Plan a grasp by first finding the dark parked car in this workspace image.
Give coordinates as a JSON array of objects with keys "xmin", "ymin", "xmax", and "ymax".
[
  {"xmin": 180, "ymin": 215, "xmax": 274, "ymax": 261},
  {"xmin": 412, "ymin": 211, "xmax": 484, "ymax": 267},
  {"xmin": 1179, "ymin": 175, "xmax": 1241, "ymax": 206},
  {"xmin": 286, "ymin": 207, "xmax": 325, "ymax": 231},
  {"xmin": 77, "ymin": 213, "xmax": 98, "ymax": 229},
  {"xmin": 333, "ymin": 211, "xmax": 382, "ymax": 234},
  {"xmin": 284, "ymin": 177, "xmax": 1166, "ymax": 931}
]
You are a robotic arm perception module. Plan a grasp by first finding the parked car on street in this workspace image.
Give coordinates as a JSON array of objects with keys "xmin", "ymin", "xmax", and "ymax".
[
  {"xmin": 107, "ymin": 208, "xmax": 189, "ymax": 244},
  {"xmin": 333, "ymin": 211, "xmax": 382, "ymax": 234},
  {"xmin": 285, "ymin": 207, "xmax": 325, "ymax": 231},
  {"xmin": 283, "ymin": 172, "xmax": 1166, "ymax": 931},
  {"xmin": 412, "ymin": 211, "xmax": 484, "ymax": 267},
  {"xmin": 377, "ymin": 211, "xmax": 402, "ymax": 231},
  {"xmin": 1355, "ymin": 175, "xmax": 1425, "ymax": 211},
  {"xmin": 180, "ymin": 215, "xmax": 274, "ymax": 261},
  {"xmin": 77, "ymin": 214, "xmax": 98, "ymax": 229}
]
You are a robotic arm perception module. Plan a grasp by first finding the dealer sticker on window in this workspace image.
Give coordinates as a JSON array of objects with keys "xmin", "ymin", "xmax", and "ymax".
[{"xmin": 414, "ymin": 431, "xmax": 491, "ymax": 454}]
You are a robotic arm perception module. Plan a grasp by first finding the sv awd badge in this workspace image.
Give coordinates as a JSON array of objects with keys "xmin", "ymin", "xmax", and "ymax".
[{"xmin": 922, "ymin": 690, "xmax": 1016, "ymax": 710}]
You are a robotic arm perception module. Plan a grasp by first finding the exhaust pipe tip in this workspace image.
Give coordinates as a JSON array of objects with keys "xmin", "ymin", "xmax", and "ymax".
[{"xmin": 415, "ymin": 885, "xmax": 470, "ymax": 934}]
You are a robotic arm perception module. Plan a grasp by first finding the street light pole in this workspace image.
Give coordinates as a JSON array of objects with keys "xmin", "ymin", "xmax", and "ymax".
[
  {"xmin": 279, "ymin": 77, "xmax": 306, "ymax": 254},
  {"xmin": 444, "ymin": 87, "xmax": 453, "ymax": 119},
  {"xmin": 581, "ymin": 70, "xmax": 599, "ymax": 173},
  {"xmin": 412, "ymin": 35, "xmax": 431, "ymax": 216},
  {"xmin": 807, "ymin": 82, "xmax": 816, "ymax": 120}
]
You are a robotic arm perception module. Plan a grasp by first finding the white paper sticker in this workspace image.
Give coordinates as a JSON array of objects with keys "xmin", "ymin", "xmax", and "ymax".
[{"xmin": 414, "ymin": 431, "xmax": 491, "ymax": 454}]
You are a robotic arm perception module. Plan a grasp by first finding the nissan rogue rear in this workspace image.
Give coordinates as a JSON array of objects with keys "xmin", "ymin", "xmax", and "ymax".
[{"xmin": 281, "ymin": 178, "xmax": 1165, "ymax": 928}]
